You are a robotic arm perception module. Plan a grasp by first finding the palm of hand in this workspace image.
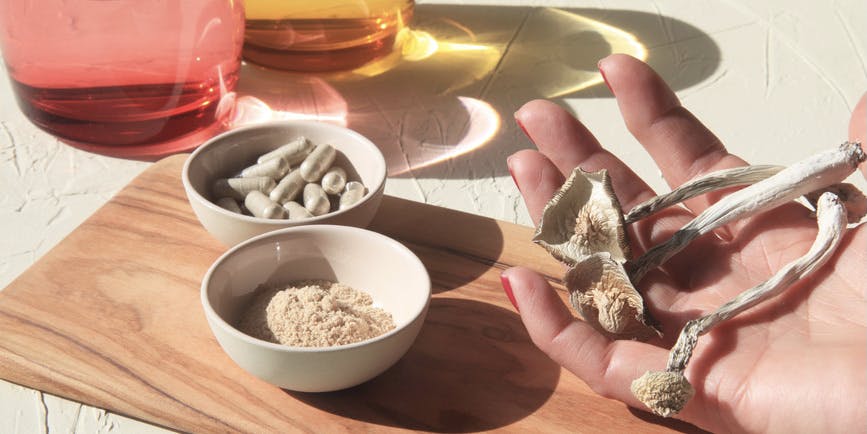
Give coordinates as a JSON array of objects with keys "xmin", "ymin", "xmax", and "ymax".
[
  {"xmin": 504, "ymin": 55, "xmax": 866, "ymax": 433},
  {"xmin": 642, "ymin": 211, "xmax": 866, "ymax": 432}
]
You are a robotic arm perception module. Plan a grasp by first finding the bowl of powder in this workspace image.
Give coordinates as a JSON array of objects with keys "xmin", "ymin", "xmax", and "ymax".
[{"xmin": 201, "ymin": 224, "xmax": 430, "ymax": 392}]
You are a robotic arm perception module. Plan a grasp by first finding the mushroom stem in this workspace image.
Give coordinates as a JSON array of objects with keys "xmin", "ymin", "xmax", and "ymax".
[
  {"xmin": 805, "ymin": 183, "xmax": 867, "ymax": 223},
  {"xmin": 623, "ymin": 165, "xmax": 784, "ymax": 224},
  {"xmin": 629, "ymin": 143, "xmax": 865, "ymax": 283},
  {"xmin": 666, "ymin": 192, "xmax": 848, "ymax": 371},
  {"xmin": 632, "ymin": 192, "xmax": 848, "ymax": 417}
]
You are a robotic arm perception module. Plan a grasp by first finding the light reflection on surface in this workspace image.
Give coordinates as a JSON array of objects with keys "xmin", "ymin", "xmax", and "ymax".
[
  {"xmin": 398, "ymin": 29, "xmax": 440, "ymax": 61},
  {"xmin": 226, "ymin": 6, "xmax": 653, "ymax": 176},
  {"xmin": 231, "ymin": 95, "xmax": 348, "ymax": 127},
  {"xmin": 333, "ymin": 29, "xmax": 441, "ymax": 79},
  {"xmin": 493, "ymin": 8, "xmax": 648, "ymax": 99},
  {"xmin": 544, "ymin": 8, "xmax": 647, "ymax": 97},
  {"xmin": 388, "ymin": 96, "xmax": 500, "ymax": 176},
  {"xmin": 331, "ymin": 27, "xmax": 500, "ymax": 85},
  {"xmin": 231, "ymin": 67, "xmax": 349, "ymax": 127}
]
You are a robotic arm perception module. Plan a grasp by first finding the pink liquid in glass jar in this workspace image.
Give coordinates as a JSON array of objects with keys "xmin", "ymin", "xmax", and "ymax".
[{"xmin": 0, "ymin": 1, "xmax": 244, "ymax": 158}]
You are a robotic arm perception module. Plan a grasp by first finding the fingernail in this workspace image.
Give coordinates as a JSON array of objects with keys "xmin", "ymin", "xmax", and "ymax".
[
  {"xmin": 598, "ymin": 61, "xmax": 614, "ymax": 95},
  {"xmin": 514, "ymin": 115, "xmax": 535, "ymax": 145},
  {"xmin": 500, "ymin": 273, "xmax": 519, "ymax": 312},
  {"xmin": 507, "ymin": 156, "xmax": 520, "ymax": 192}
]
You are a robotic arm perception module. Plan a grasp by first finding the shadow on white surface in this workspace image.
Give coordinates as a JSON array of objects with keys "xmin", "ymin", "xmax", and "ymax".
[{"xmin": 233, "ymin": 5, "xmax": 720, "ymax": 178}]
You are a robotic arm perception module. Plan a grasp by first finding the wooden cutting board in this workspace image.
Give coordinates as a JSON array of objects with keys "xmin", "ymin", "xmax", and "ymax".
[{"xmin": 0, "ymin": 155, "xmax": 700, "ymax": 433}]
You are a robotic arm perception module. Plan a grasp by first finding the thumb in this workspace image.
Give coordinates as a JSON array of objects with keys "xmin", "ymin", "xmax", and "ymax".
[
  {"xmin": 501, "ymin": 266, "xmax": 672, "ymax": 411},
  {"xmin": 848, "ymin": 93, "xmax": 865, "ymax": 178}
]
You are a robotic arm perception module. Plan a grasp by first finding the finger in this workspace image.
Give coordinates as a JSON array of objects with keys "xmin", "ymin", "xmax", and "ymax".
[
  {"xmin": 500, "ymin": 267, "xmax": 664, "ymax": 402},
  {"xmin": 601, "ymin": 54, "xmax": 832, "ymax": 249},
  {"xmin": 507, "ymin": 150, "xmax": 564, "ymax": 226},
  {"xmin": 850, "ymin": 93, "xmax": 866, "ymax": 178},
  {"xmin": 512, "ymin": 99, "xmax": 721, "ymax": 292},
  {"xmin": 501, "ymin": 266, "xmax": 711, "ymax": 427},
  {"xmin": 514, "ymin": 100, "xmax": 655, "ymax": 210},
  {"xmin": 599, "ymin": 54, "xmax": 748, "ymax": 214},
  {"xmin": 507, "ymin": 145, "xmax": 719, "ymax": 315},
  {"xmin": 514, "ymin": 99, "xmax": 603, "ymax": 176}
]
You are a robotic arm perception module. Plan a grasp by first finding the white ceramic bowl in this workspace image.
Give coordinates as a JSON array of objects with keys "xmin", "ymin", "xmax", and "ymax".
[
  {"xmin": 182, "ymin": 121, "xmax": 387, "ymax": 246},
  {"xmin": 201, "ymin": 225, "xmax": 430, "ymax": 392}
]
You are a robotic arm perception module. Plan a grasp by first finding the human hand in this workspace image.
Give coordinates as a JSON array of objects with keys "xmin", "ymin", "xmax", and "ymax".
[
  {"xmin": 503, "ymin": 54, "xmax": 866, "ymax": 433},
  {"xmin": 850, "ymin": 92, "xmax": 866, "ymax": 177}
]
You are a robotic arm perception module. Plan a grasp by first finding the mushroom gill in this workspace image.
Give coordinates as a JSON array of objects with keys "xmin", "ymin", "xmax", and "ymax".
[
  {"xmin": 564, "ymin": 253, "xmax": 661, "ymax": 341},
  {"xmin": 533, "ymin": 168, "xmax": 630, "ymax": 266}
]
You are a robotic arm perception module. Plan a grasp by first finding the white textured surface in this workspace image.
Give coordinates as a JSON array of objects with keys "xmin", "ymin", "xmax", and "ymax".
[{"xmin": 1, "ymin": 1, "xmax": 865, "ymax": 432}]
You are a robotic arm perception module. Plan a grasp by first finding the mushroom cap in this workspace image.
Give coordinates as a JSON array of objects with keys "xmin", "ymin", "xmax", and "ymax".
[
  {"xmin": 533, "ymin": 168, "xmax": 630, "ymax": 266},
  {"xmin": 630, "ymin": 370, "xmax": 695, "ymax": 418},
  {"xmin": 564, "ymin": 253, "xmax": 661, "ymax": 341},
  {"xmin": 805, "ymin": 182, "xmax": 867, "ymax": 223}
]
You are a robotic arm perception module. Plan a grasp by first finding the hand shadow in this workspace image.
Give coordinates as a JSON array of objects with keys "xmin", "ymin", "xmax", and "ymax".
[
  {"xmin": 287, "ymin": 298, "xmax": 561, "ymax": 432},
  {"xmin": 368, "ymin": 196, "xmax": 510, "ymax": 293},
  {"xmin": 234, "ymin": 4, "xmax": 720, "ymax": 179}
]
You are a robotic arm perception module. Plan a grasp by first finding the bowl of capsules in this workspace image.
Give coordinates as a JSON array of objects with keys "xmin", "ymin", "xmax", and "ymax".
[{"xmin": 182, "ymin": 121, "xmax": 387, "ymax": 246}]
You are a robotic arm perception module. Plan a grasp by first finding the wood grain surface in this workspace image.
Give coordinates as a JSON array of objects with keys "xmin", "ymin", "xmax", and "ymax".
[{"xmin": 0, "ymin": 155, "xmax": 702, "ymax": 433}]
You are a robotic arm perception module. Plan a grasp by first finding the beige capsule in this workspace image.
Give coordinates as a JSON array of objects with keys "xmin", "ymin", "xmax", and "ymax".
[
  {"xmin": 244, "ymin": 190, "xmax": 287, "ymax": 219},
  {"xmin": 339, "ymin": 181, "xmax": 366, "ymax": 210},
  {"xmin": 321, "ymin": 166, "xmax": 347, "ymax": 195},
  {"xmin": 299, "ymin": 143, "xmax": 337, "ymax": 182},
  {"xmin": 257, "ymin": 136, "xmax": 313, "ymax": 165},
  {"xmin": 282, "ymin": 200, "xmax": 313, "ymax": 220},
  {"xmin": 303, "ymin": 183, "xmax": 331, "ymax": 216},
  {"xmin": 269, "ymin": 170, "xmax": 305, "ymax": 204},
  {"xmin": 215, "ymin": 197, "xmax": 242, "ymax": 214},
  {"xmin": 212, "ymin": 177, "xmax": 276, "ymax": 201},
  {"xmin": 240, "ymin": 156, "xmax": 290, "ymax": 179}
]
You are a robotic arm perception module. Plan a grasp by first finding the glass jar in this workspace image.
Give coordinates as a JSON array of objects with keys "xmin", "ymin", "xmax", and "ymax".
[
  {"xmin": 243, "ymin": 0, "xmax": 414, "ymax": 72},
  {"xmin": 0, "ymin": 0, "xmax": 245, "ymax": 158}
]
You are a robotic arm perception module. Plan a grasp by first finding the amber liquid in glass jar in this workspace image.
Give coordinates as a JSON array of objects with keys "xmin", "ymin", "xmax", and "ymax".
[{"xmin": 243, "ymin": 0, "xmax": 414, "ymax": 72}]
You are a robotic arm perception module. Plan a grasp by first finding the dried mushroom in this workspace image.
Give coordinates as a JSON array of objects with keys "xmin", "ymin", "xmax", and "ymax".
[
  {"xmin": 804, "ymin": 182, "xmax": 867, "ymax": 223},
  {"xmin": 524, "ymin": 142, "xmax": 866, "ymax": 418},
  {"xmin": 564, "ymin": 253, "xmax": 661, "ymax": 340},
  {"xmin": 624, "ymin": 165, "xmax": 784, "ymax": 223},
  {"xmin": 629, "ymin": 142, "xmax": 866, "ymax": 283},
  {"xmin": 631, "ymin": 192, "xmax": 849, "ymax": 417},
  {"xmin": 630, "ymin": 370, "xmax": 695, "ymax": 418},
  {"xmin": 533, "ymin": 168, "xmax": 630, "ymax": 266}
]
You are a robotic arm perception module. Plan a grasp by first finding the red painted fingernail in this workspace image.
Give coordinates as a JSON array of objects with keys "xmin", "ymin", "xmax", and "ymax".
[
  {"xmin": 598, "ymin": 62, "xmax": 614, "ymax": 95},
  {"xmin": 515, "ymin": 116, "xmax": 535, "ymax": 145},
  {"xmin": 500, "ymin": 274, "xmax": 519, "ymax": 312}
]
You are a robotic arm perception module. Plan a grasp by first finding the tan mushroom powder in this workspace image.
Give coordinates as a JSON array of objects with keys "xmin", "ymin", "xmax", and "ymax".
[{"xmin": 238, "ymin": 280, "xmax": 395, "ymax": 347}]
